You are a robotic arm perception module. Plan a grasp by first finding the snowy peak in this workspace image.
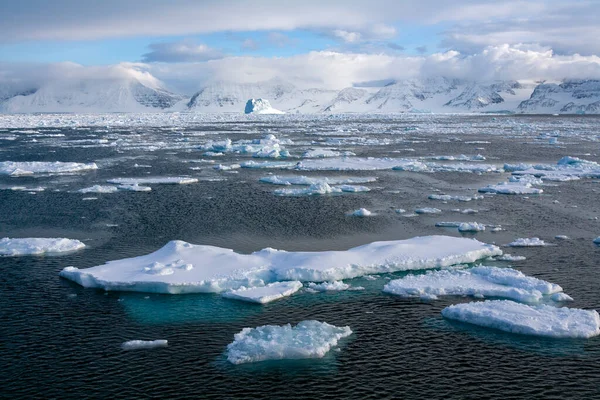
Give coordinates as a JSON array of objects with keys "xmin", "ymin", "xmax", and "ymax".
[{"xmin": 518, "ymin": 80, "xmax": 600, "ymax": 114}]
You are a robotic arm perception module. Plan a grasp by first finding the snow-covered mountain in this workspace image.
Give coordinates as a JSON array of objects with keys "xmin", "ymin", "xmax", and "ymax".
[{"xmin": 518, "ymin": 80, "xmax": 600, "ymax": 114}]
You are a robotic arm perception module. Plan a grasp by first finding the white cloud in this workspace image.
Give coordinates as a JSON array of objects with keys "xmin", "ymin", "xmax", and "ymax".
[{"xmin": 141, "ymin": 41, "xmax": 223, "ymax": 62}]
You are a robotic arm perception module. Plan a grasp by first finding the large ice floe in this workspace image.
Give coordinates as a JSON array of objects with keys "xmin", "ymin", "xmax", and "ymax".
[
  {"xmin": 383, "ymin": 266, "xmax": 563, "ymax": 302},
  {"xmin": 441, "ymin": 300, "xmax": 600, "ymax": 338},
  {"xmin": 0, "ymin": 161, "xmax": 98, "ymax": 176},
  {"xmin": 226, "ymin": 320, "xmax": 352, "ymax": 364},
  {"xmin": 508, "ymin": 156, "xmax": 600, "ymax": 181},
  {"xmin": 222, "ymin": 281, "xmax": 303, "ymax": 304},
  {"xmin": 259, "ymin": 175, "xmax": 377, "ymax": 186},
  {"xmin": 59, "ymin": 236, "xmax": 501, "ymax": 294},
  {"xmin": 1, "ymin": 237, "xmax": 86, "ymax": 256}
]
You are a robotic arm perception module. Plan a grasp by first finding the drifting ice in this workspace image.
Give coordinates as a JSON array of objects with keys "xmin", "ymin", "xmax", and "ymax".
[
  {"xmin": 1, "ymin": 237, "xmax": 86, "ymax": 256},
  {"xmin": 0, "ymin": 161, "xmax": 98, "ymax": 176},
  {"xmin": 508, "ymin": 238, "xmax": 549, "ymax": 247},
  {"xmin": 222, "ymin": 281, "xmax": 303, "ymax": 304},
  {"xmin": 226, "ymin": 320, "xmax": 352, "ymax": 364},
  {"xmin": 121, "ymin": 340, "xmax": 168, "ymax": 350}
]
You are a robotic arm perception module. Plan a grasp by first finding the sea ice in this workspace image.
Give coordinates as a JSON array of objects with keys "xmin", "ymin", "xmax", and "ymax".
[
  {"xmin": 428, "ymin": 194, "xmax": 483, "ymax": 202},
  {"xmin": 495, "ymin": 254, "xmax": 527, "ymax": 261},
  {"xmin": 383, "ymin": 266, "xmax": 563, "ymax": 303},
  {"xmin": 273, "ymin": 183, "xmax": 369, "ymax": 196},
  {"xmin": 479, "ymin": 182, "xmax": 543, "ymax": 195},
  {"xmin": 226, "ymin": 320, "xmax": 352, "ymax": 364},
  {"xmin": 78, "ymin": 185, "xmax": 119, "ymax": 194},
  {"xmin": 107, "ymin": 177, "xmax": 198, "ymax": 185},
  {"xmin": 441, "ymin": 300, "xmax": 600, "ymax": 338},
  {"xmin": 121, "ymin": 340, "xmax": 168, "ymax": 350},
  {"xmin": 458, "ymin": 222, "xmax": 486, "ymax": 232},
  {"xmin": 260, "ymin": 175, "xmax": 377, "ymax": 186},
  {"xmin": 415, "ymin": 207, "xmax": 442, "ymax": 214},
  {"xmin": 508, "ymin": 238, "xmax": 549, "ymax": 247},
  {"xmin": 1, "ymin": 237, "xmax": 86, "ymax": 256},
  {"xmin": 59, "ymin": 236, "xmax": 501, "ymax": 293},
  {"xmin": 308, "ymin": 281, "xmax": 353, "ymax": 291},
  {"xmin": 222, "ymin": 281, "xmax": 303, "ymax": 304},
  {"xmin": 0, "ymin": 161, "xmax": 98, "ymax": 176},
  {"xmin": 351, "ymin": 208, "xmax": 372, "ymax": 217},
  {"xmin": 302, "ymin": 149, "xmax": 355, "ymax": 158}
]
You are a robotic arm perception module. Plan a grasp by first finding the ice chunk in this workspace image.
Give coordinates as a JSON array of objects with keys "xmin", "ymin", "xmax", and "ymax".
[
  {"xmin": 415, "ymin": 207, "xmax": 442, "ymax": 214},
  {"xmin": 226, "ymin": 320, "xmax": 352, "ymax": 364},
  {"xmin": 495, "ymin": 254, "xmax": 526, "ymax": 261},
  {"xmin": 0, "ymin": 161, "xmax": 98, "ymax": 176},
  {"xmin": 107, "ymin": 177, "xmax": 198, "ymax": 185},
  {"xmin": 458, "ymin": 222, "xmax": 486, "ymax": 232},
  {"xmin": 260, "ymin": 175, "xmax": 377, "ymax": 186},
  {"xmin": 510, "ymin": 156, "xmax": 600, "ymax": 180},
  {"xmin": 594, "ymin": 237, "xmax": 600, "ymax": 244},
  {"xmin": 441, "ymin": 300, "xmax": 600, "ymax": 338},
  {"xmin": 222, "ymin": 281, "xmax": 303, "ymax": 304},
  {"xmin": 308, "ymin": 281, "xmax": 352, "ymax": 291},
  {"xmin": 383, "ymin": 266, "xmax": 563, "ymax": 303},
  {"xmin": 508, "ymin": 238, "xmax": 549, "ymax": 247},
  {"xmin": 351, "ymin": 208, "xmax": 372, "ymax": 217},
  {"xmin": 428, "ymin": 194, "xmax": 483, "ymax": 202},
  {"xmin": 1, "ymin": 237, "xmax": 86, "ymax": 256},
  {"xmin": 479, "ymin": 182, "xmax": 543, "ymax": 195},
  {"xmin": 121, "ymin": 340, "xmax": 168, "ymax": 350},
  {"xmin": 78, "ymin": 185, "xmax": 119, "ymax": 194},
  {"xmin": 59, "ymin": 236, "xmax": 501, "ymax": 293}
]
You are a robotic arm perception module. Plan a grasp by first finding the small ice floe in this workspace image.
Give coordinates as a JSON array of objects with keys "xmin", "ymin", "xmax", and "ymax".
[
  {"xmin": 394, "ymin": 209, "xmax": 406, "ymax": 214},
  {"xmin": 274, "ymin": 183, "xmax": 369, "ymax": 196},
  {"xmin": 507, "ymin": 238, "xmax": 549, "ymax": 247},
  {"xmin": 495, "ymin": 254, "xmax": 527, "ymax": 261},
  {"xmin": 479, "ymin": 182, "xmax": 543, "ymax": 195},
  {"xmin": 222, "ymin": 281, "xmax": 303, "ymax": 304},
  {"xmin": 435, "ymin": 222, "xmax": 462, "ymax": 228},
  {"xmin": 458, "ymin": 222, "xmax": 486, "ymax": 233},
  {"xmin": 594, "ymin": 237, "xmax": 600, "ymax": 245},
  {"xmin": 351, "ymin": 208, "xmax": 373, "ymax": 217},
  {"xmin": 260, "ymin": 175, "xmax": 377, "ymax": 186},
  {"xmin": 428, "ymin": 194, "xmax": 483, "ymax": 202},
  {"xmin": 214, "ymin": 164, "xmax": 241, "ymax": 171},
  {"xmin": 1, "ymin": 237, "xmax": 86, "ymax": 256},
  {"xmin": 107, "ymin": 177, "xmax": 198, "ymax": 185},
  {"xmin": 307, "ymin": 281, "xmax": 364, "ymax": 292},
  {"xmin": 302, "ymin": 149, "xmax": 355, "ymax": 158},
  {"xmin": 78, "ymin": 185, "xmax": 119, "ymax": 194},
  {"xmin": 383, "ymin": 266, "xmax": 563, "ymax": 303},
  {"xmin": 117, "ymin": 184, "xmax": 151, "ymax": 192},
  {"xmin": 415, "ymin": 207, "xmax": 442, "ymax": 215},
  {"xmin": 0, "ymin": 185, "xmax": 46, "ymax": 192},
  {"xmin": 121, "ymin": 340, "xmax": 168, "ymax": 351},
  {"xmin": 555, "ymin": 235, "xmax": 570, "ymax": 240},
  {"xmin": 441, "ymin": 300, "xmax": 600, "ymax": 338},
  {"xmin": 453, "ymin": 208, "xmax": 479, "ymax": 214},
  {"xmin": 429, "ymin": 154, "xmax": 486, "ymax": 161},
  {"xmin": 0, "ymin": 161, "xmax": 98, "ymax": 176},
  {"xmin": 226, "ymin": 321, "xmax": 353, "ymax": 364}
]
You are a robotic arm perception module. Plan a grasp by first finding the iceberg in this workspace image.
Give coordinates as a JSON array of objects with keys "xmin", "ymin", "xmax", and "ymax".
[
  {"xmin": 121, "ymin": 340, "xmax": 168, "ymax": 350},
  {"xmin": 59, "ymin": 236, "xmax": 501, "ymax": 294},
  {"xmin": 226, "ymin": 320, "xmax": 352, "ymax": 364},
  {"xmin": 441, "ymin": 300, "xmax": 600, "ymax": 338},
  {"xmin": 244, "ymin": 98, "xmax": 284, "ymax": 115},
  {"xmin": 1, "ymin": 237, "xmax": 86, "ymax": 256},
  {"xmin": 383, "ymin": 266, "xmax": 563, "ymax": 302},
  {"xmin": 0, "ymin": 161, "xmax": 98, "ymax": 176},
  {"xmin": 222, "ymin": 281, "xmax": 303, "ymax": 304}
]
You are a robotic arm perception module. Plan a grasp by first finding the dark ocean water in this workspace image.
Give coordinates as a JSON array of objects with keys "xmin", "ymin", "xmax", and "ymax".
[{"xmin": 1, "ymin": 115, "xmax": 600, "ymax": 399}]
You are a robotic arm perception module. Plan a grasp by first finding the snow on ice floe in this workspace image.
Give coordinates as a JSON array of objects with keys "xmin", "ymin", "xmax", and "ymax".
[
  {"xmin": 59, "ymin": 236, "xmax": 501, "ymax": 294},
  {"xmin": 0, "ymin": 161, "xmax": 98, "ymax": 176},
  {"xmin": 226, "ymin": 320, "xmax": 352, "ymax": 364},
  {"xmin": 121, "ymin": 340, "xmax": 168, "ymax": 351},
  {"xmin": 508, "ymin": 238, "xmax": 549, "ymax": 247},
  {"xmin": 479, "ymin": 182, "xmax": 543, "ymax": 195},
  {"xmin": 222, "ymin": 281, "xmax": 303, "ymax": 304},
  {"xmin": 383, "ymin": 266, "xmax": 563, "ymax": 302},
  {"xmin": 441, "ymin": 300, "xmax": 600, "ymax": 338},
  {"xmin": 107, "ymin": 177, "xmax": 198, "ymax": 185},
  {"xmin": 273, "ymin": 183, "xmax": 370, "ymax": 196},
  {"xmin": 259, "ymin": 175, "xmax": 377, "ymax": 186},
  {"xmin": 1, "ymin": 237, "xmax": 85, "ymax": 256},
  {"xmin": 428, "ymin": 194, "xmax": 483, "ymax": 202},
  {"xmin": 307, "ymin": 281, "xmax": 364, "ymax": 292}
]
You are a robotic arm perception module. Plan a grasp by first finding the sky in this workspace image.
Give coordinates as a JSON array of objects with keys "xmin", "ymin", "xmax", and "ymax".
[{"xmin": 1, "ymin": 0, "xmax": 600, "ymax": 93}]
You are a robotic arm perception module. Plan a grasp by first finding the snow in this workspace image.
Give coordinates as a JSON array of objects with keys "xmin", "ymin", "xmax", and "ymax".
[
  {"xmin": 259, "ymin": 175, "xmax": 376, "ymax": 186},
  {"xmin": 351, "ymin": 208, "xmax": 372, "ymax": 217},
  {"xmin": 107, "ymin": 177, "xmax": 198, "ymax": 185},
  {"xmin": 59, "ymin": 236, "xmax": 501, "ymax": 294},
  {"xmin": 222, "ymin": 281, "xmax": 303, "ymax": 304},
  {"xmin": 1, "ymin": 237, "xmax": 86, "ymax": 256},
  {"xmin": 508, "ymin": 238, "xmax": 549, "ymax": 247},
  {"xmin": 479, "ymin": 182, "xmax": 543, "ymax": 195},
  {"xmin": 441, "ymin": 300, "xmax": 600, "ymax": 338},
  {"xmin": 226, "ymin": 320, "xmax": 352, "ymax": 364},
  {"xmin": 383, "ymin": 266, "xmax": 563, "ymax": 302},
  {"xmin": 121, "ymin": 340, "xmax": 168, "ymax": 350},
  {"xmin": 244, "ymin": 98, "xmax": 285, "ymax": 115},
  {"xmin": 0, "ymin": 161, "xmax": 98, "ymax": 176}
]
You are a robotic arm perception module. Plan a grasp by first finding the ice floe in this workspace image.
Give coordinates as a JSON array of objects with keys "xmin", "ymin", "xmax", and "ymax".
[
  {"xmin": 222, "ymin": 281, "xmax": 303, "ymax": 304},
  {"xmin": 307, "ymin": 281, "xmax": 363, "ymax": 292},
  {"xmin": 508, "ymin": 238, "xmax": 549, "ymax": 247},
  {"xmin": 351, "ymin": 208, "xmax": 373, "ymax": 217},
  {"xmin": 479, "ymin": 182, "xmax": 543, "ymax": 195},
  {"xmin": 273, "ymin": 183, "xmax": 369, "ymax": 196},
  {"xmin": 78, "ymin": 185, "xmax": 119, "ymax": 194},
  {"xmin": 0, "ymin": 161, "xmax": 98, "ymax": 176},
  {"xmin": 415, "ymin": 207, "xmax": 442, "ymax": 214},
  {"xmin": 260, "ymin": 175, "xmax": 377, "ymax": 186},
  {"xmin": 509, "ymin": 156, "xmax": 600, "ymax": 181},
  {"xmin": 59, "ymin": 236, "xmax": 501, "ymax": 293},
  {"xmin": 441, "ymin": 300, "xmax": 600, "ymax": 338},
  {"xmin": 458, "ymin": 222, "xmax": 486, "ymax": 232},
  {"xmin": 495, "ymin": 254, "xmax": 527, "ymax": 261},
  {"xmin": 107, "ymin": 177, "xmax": 198, "ymax": 185},
  {"xmin": 226, "ymin": 320, "xmax": 352, "ymax": 364},
  {"xmin": 383, "ymin": 266, "xmax": 563, "ymax": 302},
  {"xmin": 428, "ymin": 194, "xmax": 483, "ymax": 202},
  {"xmin": 1, "ymin": 237, "xmax": 86, "ymax": 256},
  {"xmin": 302, "ymin": 149, "xmax": 355, "ymax": 158},
  {"xmin": 121, "ymin": 340, "xmax": 168, "ymax": 350}
]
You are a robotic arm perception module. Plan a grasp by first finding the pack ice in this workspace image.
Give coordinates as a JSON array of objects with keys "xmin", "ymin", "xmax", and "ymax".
[
  {"xmin": 442, "ymin": 300, "xmax": 600, "ymax": 339},
  {"xmin": 59, "ymin": 236, "xmax": 501, "ymax": 294},
  {"xmin": 383, "ymin": 266, "xmax": 564, "ymax": 302},
  {"xmin": 0, "ymin": 161, "xmax": 98, "ymax": 176},
  {"xmin": 226, "ymin": 320, "xmax": 352, "ymax": 364},
  {"xmin": 1, "ymin": 237, "xmax": 86, "ymax": 256}
]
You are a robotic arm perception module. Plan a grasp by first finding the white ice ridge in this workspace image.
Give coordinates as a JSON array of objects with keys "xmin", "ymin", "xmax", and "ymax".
[
  {"xmin": 383, "ymin": 266, "xmax": 563, "ymax": 302},
  {"xmin": 508, "ymin": 237, "xmax": 549, "ymax": 247},
  {"xmin": 226, "ymin": 320, "xmax": 352, "ymax": 364},
  {"xmin": 1, "ymin": 237, "xmax": 86, "ymax": 256},
  {"xmin": 59, "ymin": 236, "xmax": 501, "ymax": 294},
  {"xmin": 259, "ymin": 175, "xmax": 377, "ymax": 186},
  {"xmin": 441, "ymin": 300, "xmax": 600, "ymax": 339},
  {"xmin": 222, "ymin": 281, "xmax": 303, "ymax": 304},
  {"xmin": 0, "ymin": 161, "xmax": 98, "ymax": 176},
  {"xmin": 121, "ymin": 340, "xmax": 168, "ymax": 350},
  {"xmin": 107, "ymin": 177, "xmax": 198, "ymax": 185},
  {"xmin": 273, "ymin": 183, "xmax": 369, "ymax": 196}
]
